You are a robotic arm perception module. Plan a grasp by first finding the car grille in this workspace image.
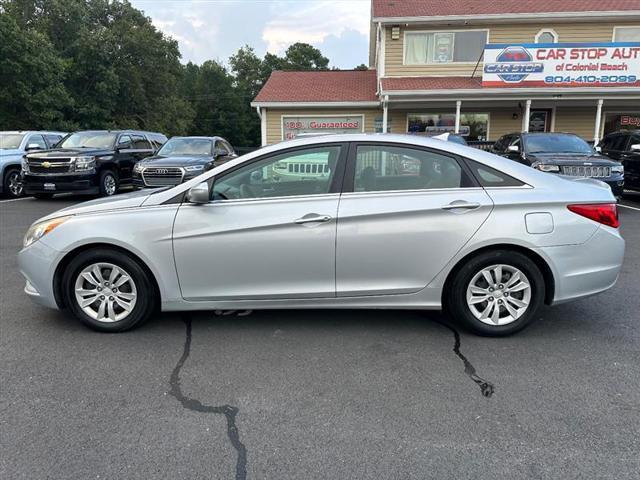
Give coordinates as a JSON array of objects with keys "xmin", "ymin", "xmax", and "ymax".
[
  {"xmin": 142, "ymin": 167, "xmax": 184, "ymax": 186},
  {"xmin": 561, "ymin": 165, "xmax": 611, "ymax": 178},
  {"xmin": 27, "ymin": 158, "xmax": 72, "ymax": 174},
  {"xmin": 287, "ymin": 163, "xmax": 329, "ymax": 175}
]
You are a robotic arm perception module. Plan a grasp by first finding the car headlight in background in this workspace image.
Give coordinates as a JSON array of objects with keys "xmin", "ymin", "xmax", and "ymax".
[
  {"xmin": 133, "ymin": 162, "xmax": 144, "ymax": 173},
  {"xmin": 72, "ymin": 156, "xmax": 96, "ymax": 172},
  {"xmin": 21, "ymin": 157, "xmax": 29, "ymax": 173},
  {"xmin": 611, "ymin": 165, "xmax": 624, "ymax": 175},
  {"xmin": 534, "ymin": 164, "xmax": 560, "ymax": 173},
  {"xmin": 184, "ymin": 165, "xmax": 205, "ymax": 172},
  {"xmin": 23, "ymin": 216, "xmax": 70, "ymax": 248}
]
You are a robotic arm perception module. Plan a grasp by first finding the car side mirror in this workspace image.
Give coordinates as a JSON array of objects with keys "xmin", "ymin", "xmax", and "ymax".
[
  {"xmin": 507, "ymin": 145, "xmax": 519, "ymax": 153},
  {"xmin": 631, "ymin": 144, "xmax": 640, "ymax": 152},
  {"xmin": 214, "ymin": 148, "xmax": 228, "ymax": 158},
  {"xmin": 187, "ymin": 181, "xmax": 210, "ymax": 204},
  {"xmin": 594, "ymin": 145, "xmax": 602, "ymax": 153},
  {"xmin": 25, "ymin": 143, "xmax": 43, "ymax": 151}
]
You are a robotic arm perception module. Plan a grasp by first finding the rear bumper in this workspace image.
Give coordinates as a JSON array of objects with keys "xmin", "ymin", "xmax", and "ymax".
[
  {"xmin": 536, "ymin": 225, "xmax": 625, "ymax": 305},
  {"xmin": 22, "ymin": 173, "xmax": 99, "ymax": 195}
]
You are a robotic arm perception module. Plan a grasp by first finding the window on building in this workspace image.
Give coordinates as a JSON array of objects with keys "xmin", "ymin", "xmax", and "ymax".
[
  {"xmin": 404, "ymin": 30, "xmax": 488, "ymax": 64},
  {"xmin": 535, "ymin": 29, "xmax": 558, "ymax": 43},
  {"xmin": 614, "ymin": 26, "xmax": 640, "ymax": 42},
  {"xmin": 407, "ymin": 113, "xmax": 489, "ymax": 142}
]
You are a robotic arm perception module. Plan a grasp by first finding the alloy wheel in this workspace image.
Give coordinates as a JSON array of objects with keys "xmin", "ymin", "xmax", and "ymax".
[
  {"xmin": 465, "ymin": 264, "xmax": 531, "ymax": 326},
  {"xmin": 103, "ymin": 174, "xmax": 117, "ymax": 195},
  {"xmin": 74, "ymin": 263, "xmax": 137, "ymax": 323},
  {"xmin": 8, "ymin": 171, "xmax": 23, "ymax": 197}
]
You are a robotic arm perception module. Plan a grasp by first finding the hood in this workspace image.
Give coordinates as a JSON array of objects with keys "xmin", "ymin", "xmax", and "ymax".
[
  {"xmin": 26, "ymin": 147, "xmax": 114, "ymax": 158},
  {"xmin": 0, "ymin": 148, "xmax": 24, "ymax": 158},
  {"xmin": 138, "ymin": 154, "xmax": 213, "ymax": 167},
  {"xmin": 527, "ymin": 152, "xmax": 620, "ymax": 166},
  {"xmin": 36, "ymin": 188, "xmax": 154, "ymax": 223}
]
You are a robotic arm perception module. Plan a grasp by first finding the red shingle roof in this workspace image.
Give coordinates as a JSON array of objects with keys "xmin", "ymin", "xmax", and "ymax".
[
  {"xmin": 372, "ymin": 0, "xmax": 640, "ymax": 18},
  {"xmin": 381, "ymin": 77, "xmax": 483, "ymax": 91},
  {"xmin": 254, "ymin": 70, "xmax": 378, "ymax": 103}
]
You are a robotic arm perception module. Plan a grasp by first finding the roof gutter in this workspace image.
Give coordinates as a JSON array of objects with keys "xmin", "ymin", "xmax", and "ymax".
[
  {"xmin": 372, "ymin": 11, "xmax": 640, "ymax": 25},
  {"xmin": 250, "ymin": 101, "xmax": 381, "ymax": 108}
]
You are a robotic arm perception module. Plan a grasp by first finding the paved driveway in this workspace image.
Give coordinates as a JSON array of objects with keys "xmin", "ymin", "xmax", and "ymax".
[{"xmin": 1, "ymin": 194, "xmax": 639, "ymax": 479}]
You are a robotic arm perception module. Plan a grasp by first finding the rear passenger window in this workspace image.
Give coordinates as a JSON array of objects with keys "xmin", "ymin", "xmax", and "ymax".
[
  {"xmin": 353, "ymin": 145, "xmax": 474, "ymax": 192},
  {"xmin": 466, "ymin": 159, "xmax": 525, "ymax": 187},
  {"xmin": 131, "ymin": 135, "xmax": 152, "ymax": 150}
]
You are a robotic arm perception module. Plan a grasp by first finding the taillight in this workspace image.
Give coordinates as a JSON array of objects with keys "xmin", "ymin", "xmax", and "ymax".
[{"xmin": 567, "ymin": 203, "xmax": 619, "ymax": 228}]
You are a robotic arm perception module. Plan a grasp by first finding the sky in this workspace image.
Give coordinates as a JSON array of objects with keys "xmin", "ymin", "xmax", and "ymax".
[{"xmin": 130, "ymin": 0, "xmax": 371, "ymax": 69}]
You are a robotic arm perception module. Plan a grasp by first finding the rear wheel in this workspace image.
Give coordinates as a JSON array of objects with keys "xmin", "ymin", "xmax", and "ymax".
[
  {"xmin": 445, "ymin": 250, "xmax": 545, "ymax": 336},
  {"xmin": 3, "ymin": 168, "xmax": 23, "ymax": 198},
  {"xmin": 62, "ymin": 249, "xmax": 156, "ymax": 332}
]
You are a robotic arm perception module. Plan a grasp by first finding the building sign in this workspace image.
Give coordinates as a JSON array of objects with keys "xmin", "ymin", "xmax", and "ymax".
[
  {"xmin": 482, "ymin": 42, "xmax": 640, "ymax": 87},
  {"xmin": 282, "ymin": 115, "xmax": 363, "ymax": 140}
]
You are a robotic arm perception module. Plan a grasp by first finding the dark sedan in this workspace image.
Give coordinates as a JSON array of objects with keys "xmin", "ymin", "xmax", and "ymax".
[
  {"xmin": 133, "ymin": 136, "xmax": 237, "ymax": 187},
  {"xmin": 493, "ymin": 132, "xmax": 624, "ymax": 197}
]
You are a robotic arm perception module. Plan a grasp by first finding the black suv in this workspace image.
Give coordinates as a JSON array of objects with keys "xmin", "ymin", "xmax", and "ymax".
[
  {"xmin": 493, "ymin": 132, "xmax": 624, "ymax": 197},
  {"xmin": 22, "ymin": 130, "xmax": 167, "ymax": 198},
  {"xmin": 598, "ymin": 130, "xmax": 640, "ymax": 192}
]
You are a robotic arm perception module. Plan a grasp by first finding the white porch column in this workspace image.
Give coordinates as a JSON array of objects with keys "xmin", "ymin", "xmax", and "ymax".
[
  {"xmin": 382, "ymin": 95, "xmax": 389, "ymax": 133},
  {"xmin": 594, "ymin": 99, "xmax": 604, "ymax": 145},
  {"xmin": 522, "ymin": 100, "xmax": 532, "ymax": 132},
  {"xmin": 257, "ymin": 106, "xmax": 267, "ymax": 146},
  {"xmin": 454, "ymin": 100, "xmax": 462, "ymax": 134}
]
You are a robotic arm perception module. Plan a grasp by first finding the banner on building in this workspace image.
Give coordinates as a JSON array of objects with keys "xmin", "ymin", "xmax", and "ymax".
[
  {"xmin": 282, "ymin": 115, "xmax": 363, "ymax": 140},
  {"xmin": 482, "ymin": 42, "xmax": 640, "ymax": 87}
]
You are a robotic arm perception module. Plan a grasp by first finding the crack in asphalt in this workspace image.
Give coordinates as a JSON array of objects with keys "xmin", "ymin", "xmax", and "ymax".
[
  {"xmin": 169, "ymin": 315, "xmax": 248, "ymax": 480},
  {"xmin": 435, "ymin": 320, "xmax": 495, "ymax": 397}
]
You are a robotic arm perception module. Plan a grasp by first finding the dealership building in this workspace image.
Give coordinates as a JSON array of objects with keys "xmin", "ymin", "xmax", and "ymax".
[{"xmin": 252, "ymin": 0, "xmax": 640, "ymax": 146}]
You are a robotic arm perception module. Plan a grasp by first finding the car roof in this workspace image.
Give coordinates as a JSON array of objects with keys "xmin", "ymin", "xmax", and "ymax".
[
  {"xmin": 1, "ymin": 130, "xmax": 67, "ymax": 135},
  {"xmin": 168, "ymin": 136, "xmax": 222, "ymax": 141},
  {"xmin": 68, "ymin": 130, "xmax": 165, "ymax": 136}
]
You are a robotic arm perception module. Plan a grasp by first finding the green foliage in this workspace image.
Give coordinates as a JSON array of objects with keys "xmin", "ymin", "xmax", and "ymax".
[{"xmin": 0, "ymin": 0, "xmax": 335, "ymax": 146}]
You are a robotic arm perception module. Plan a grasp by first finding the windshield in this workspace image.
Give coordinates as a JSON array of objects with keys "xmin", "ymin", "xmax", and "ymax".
[
  {"xmin": 59, "ymin": 132, "xmax": 117, "ymax": 149},
  {"xmin": 524, "ymin": 134, "xmax": 593, "ymax": 154},
  {"xmin": 158, "ymin": 138, "xmax": 213, "ymax": 156},
  {"xmin": 0, "ymin": 134, "xmax": 25, "ymax": 150}
]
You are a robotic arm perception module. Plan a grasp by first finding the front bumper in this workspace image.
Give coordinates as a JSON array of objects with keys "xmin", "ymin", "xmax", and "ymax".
[
  {"xmin": 18, "ymin": 239, "xmax": 62, "ymax": 310},
  {"xmin": 537, "ymin": 225, "xmax": 625, "ymax": 305},
  {"xmin": 22, "ymin": 172, "xmax": 99, "ymax": 195}
]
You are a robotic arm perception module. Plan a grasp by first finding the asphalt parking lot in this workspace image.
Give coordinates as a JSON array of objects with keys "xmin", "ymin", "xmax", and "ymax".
[{"xmin": 1, "ymin": 193, "xmax": 639, "ymax": 479}]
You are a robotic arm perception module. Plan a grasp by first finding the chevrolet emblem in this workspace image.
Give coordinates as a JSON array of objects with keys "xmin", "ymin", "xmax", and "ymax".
[{"xmin": 42, "ymin": 161, "xmax": 51, "ymax": 168}]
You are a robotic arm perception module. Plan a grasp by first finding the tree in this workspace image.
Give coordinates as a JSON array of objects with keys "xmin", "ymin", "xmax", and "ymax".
[
  {"xmin": 282, "ymin": 43, "xmax": 329, "ymax": 71},
  {"xmin": 354, "ymin": 63, "xmax": 369, "ymax": 71}
]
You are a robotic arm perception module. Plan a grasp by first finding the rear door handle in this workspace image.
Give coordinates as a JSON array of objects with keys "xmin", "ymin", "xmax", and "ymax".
[
  {"xmin": 441, "ymin": 201, "xmax": 481, "ymax": 211},
  {"xmin": 294, "ymin": 214, "xmax": 332, "ymax": 224}
]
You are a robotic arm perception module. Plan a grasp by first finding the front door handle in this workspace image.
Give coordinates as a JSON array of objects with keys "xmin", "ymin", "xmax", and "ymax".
[
  {"xmin": 441, "ymin": 201, "xmax": 481, "ymax": 211},
  {"xmin": 294, "ymin": 214, "xmax": 332, "ymax": 224}
]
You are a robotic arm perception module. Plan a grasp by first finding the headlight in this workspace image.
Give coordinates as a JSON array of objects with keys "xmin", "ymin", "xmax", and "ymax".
[
  {"xmin": 611, "ymin": 165, "xmax": 624, "ymax": 174},
  {"xmin": 133, "ymin": 162, "xmax": 144, "ymax": 173},
  {"xmin": 534, "ymin": 164, "xmax": 560, "ymax": 173},
  {"xmin": 23, "ymin": 216, "xmax": 70, "ymax": 248},
  {"xmin": 21, "ymin": 157, "xmax": 29, "ymax": 173},
  {"xmin": 72, "ymin": 156, "xmax": 96, "ymax": 171},
  {"xmin": 184, "ymin": 165, "xmax": 205, "ymax": 172}
]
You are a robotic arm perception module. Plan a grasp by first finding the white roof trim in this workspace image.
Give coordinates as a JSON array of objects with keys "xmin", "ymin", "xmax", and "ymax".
[
  {"xmin": 373, "ymin": 11, "xmax": 640, "ymax": 25},
  {"xmin": 250, "ymin": 101, "xmax": 381, "ymax": 108}
]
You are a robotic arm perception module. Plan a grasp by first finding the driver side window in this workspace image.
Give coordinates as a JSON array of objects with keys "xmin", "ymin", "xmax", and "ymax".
[{"xmin": 212, "ymin": 146, "xmax": 342, "ymax": 201}]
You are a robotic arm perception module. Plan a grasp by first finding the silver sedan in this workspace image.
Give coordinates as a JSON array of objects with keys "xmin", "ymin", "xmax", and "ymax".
[{"xmin": 18, "ymin": 134, "xmax": 625, "ymax": 336}]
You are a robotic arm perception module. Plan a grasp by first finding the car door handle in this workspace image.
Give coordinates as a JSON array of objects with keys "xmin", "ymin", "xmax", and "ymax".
[
  {"xmin": 441, "ymin": 201, "xmax": 481, "ymax": 211},
  {"xmin": 294, "ymin": 214, "xmax": 332, "ymax": 224}
]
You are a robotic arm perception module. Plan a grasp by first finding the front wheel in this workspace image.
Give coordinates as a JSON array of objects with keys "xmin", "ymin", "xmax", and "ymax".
[
  {"xmin": 445, "ymin": 250, "xmax": 545, "ymax": 336},
  {"xmin": 62, "ymin": 249, "xmax": 157, "ymax": 332},
  {"xmin": 3, "ymin": 168, "xmax": 24, "ymax": 198}
]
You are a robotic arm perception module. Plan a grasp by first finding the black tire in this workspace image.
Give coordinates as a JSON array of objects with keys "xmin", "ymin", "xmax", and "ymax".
[
  {"xmin": 33, "ymin": 193, "xmax": 54, "ymax": 200},
  {"xmin": 62, "ymin": 248, "xmax": 157, "ymax": 332},
  {"xmin": 3, "ymin": 168, "xmax": 24, "ymax": 198},
  {"xmin": 445, "ymin": 249, "xmax": 545, "ymax": 336},
  {"xmin": 99, "ymin": 170, "xmax": 119, "ymax": 197}
]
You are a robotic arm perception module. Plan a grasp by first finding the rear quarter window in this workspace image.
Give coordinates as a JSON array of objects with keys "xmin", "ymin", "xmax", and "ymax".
[{"xmin": 465, "ymin": 159, "xmax": 525, "ymax": 187}]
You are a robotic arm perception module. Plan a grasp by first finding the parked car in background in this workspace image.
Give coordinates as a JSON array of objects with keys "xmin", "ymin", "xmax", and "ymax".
[
  {"xmin": 598, "ymin": 130, "xmax": 640, "ymax": 192},
  {"xmin": 493, "ymin": 132, "xmax": 624, "ymax": 197},
  {"xmin": 22, "ymin": 130, "xmax": 167, "ymax": 199},
  {"xmin": 133, "ymin": 136, "xmax": 236, "ymax": 187},
  {"xmin": 18, "ymin": 134, "xmax": 623, "ymax": 336},
  {"xmin": 1, "ymin": 131, "xmax": 66, "ymax": 198},
  {"xmin": 433, "ymin": 132, "xmax": 468, "ymax": 145}
]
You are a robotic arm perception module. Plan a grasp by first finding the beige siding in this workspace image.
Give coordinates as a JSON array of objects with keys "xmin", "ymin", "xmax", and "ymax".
[
  {"xmin": 384, "ymin": 21, "xmax": 640, "ymax": 77},
  {"xmin": 264, "ymin": 108, "xmax": 381, "ymax": 144},
  {"xmin": 490, "ymin": 110, "xmax": 522, "ymax": 141},
  {"xmin": 554, "ymin": 108, "xmax": 597, "ymax": 140}
]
